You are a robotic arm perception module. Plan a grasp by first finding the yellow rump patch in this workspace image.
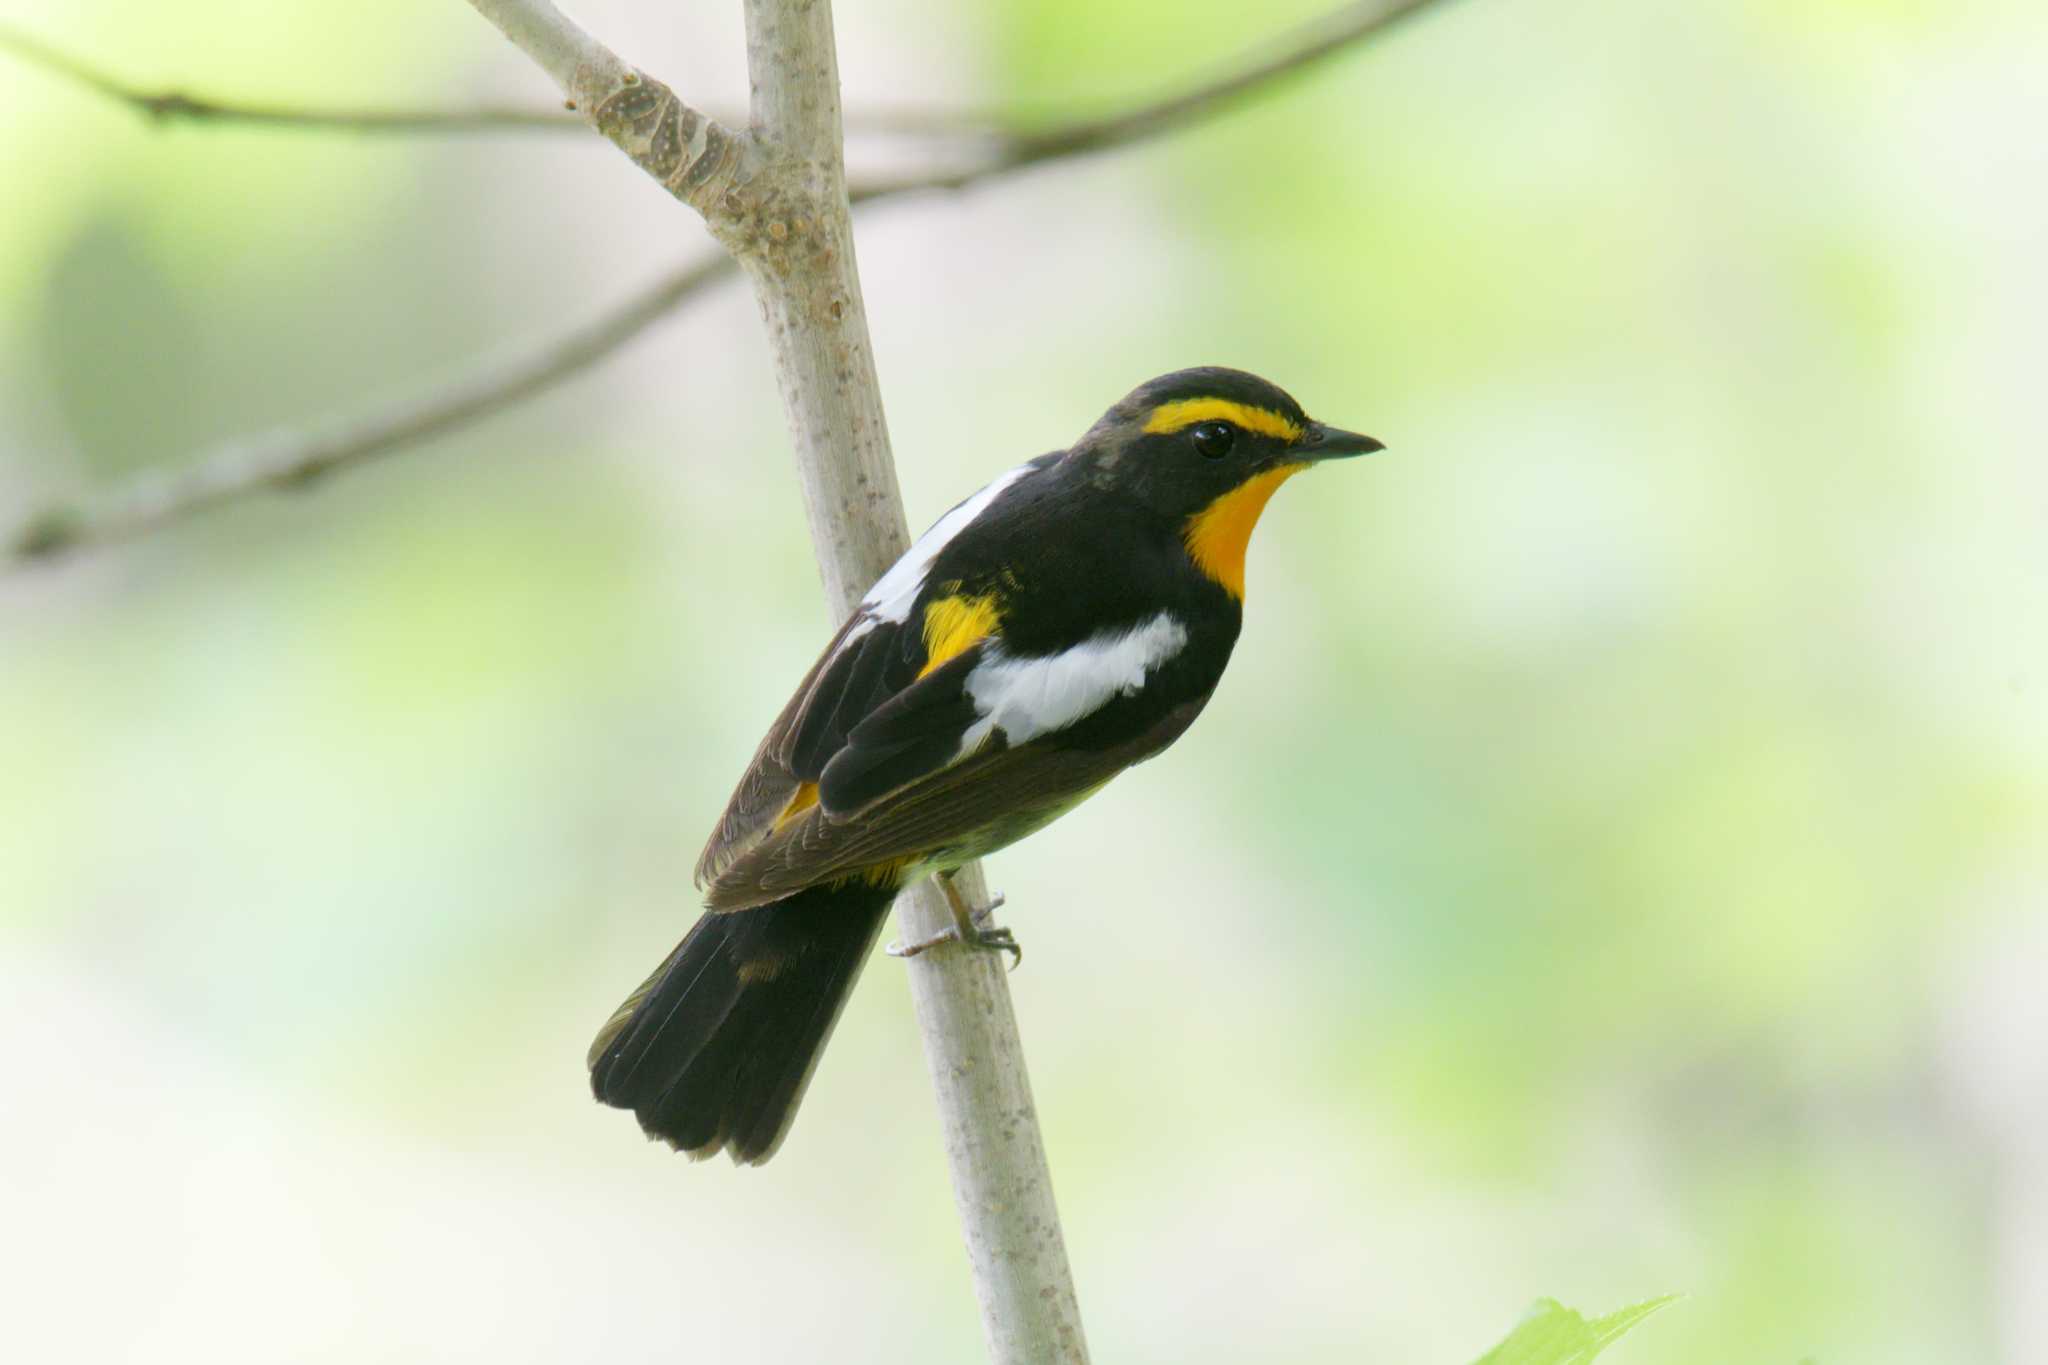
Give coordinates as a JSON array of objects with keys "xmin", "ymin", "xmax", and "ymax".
[
  {"xmin": 836, "ymin": 858, "xmax": 911, "ymax": 890},
  {"xmin": 771, "ymin": 780, "xmax": 820, "ymax": 833},
  {"xmin": 1143, "ymin": 398, "xmax": 1303, "ymax": 443},
  {"xmin": 1182, "ymin": 462, "xmax": 1308, "ymax": 600},
  {"xmin": 918, "ymin": 593, "xmax": 1002, "ymax": 679}
]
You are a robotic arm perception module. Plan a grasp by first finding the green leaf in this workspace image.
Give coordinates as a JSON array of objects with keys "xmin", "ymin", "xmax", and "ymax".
[{"xmin": 1470, "ymin": 1295, "xmax": 1679, "ymax": 1365}]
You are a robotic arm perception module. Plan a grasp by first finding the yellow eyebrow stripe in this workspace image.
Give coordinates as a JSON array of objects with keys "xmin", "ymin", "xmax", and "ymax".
[
  {"xmin": 918, "ymin": 592, "xmax": 1002, "ymax": 679},
  {"xmin": 1143, "ymin": 398, "xmax": 1303, "ymax": 442}
]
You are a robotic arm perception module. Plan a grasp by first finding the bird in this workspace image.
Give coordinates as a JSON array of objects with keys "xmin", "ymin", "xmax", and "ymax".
[{"xmin": 588, "ymin": 366, "xmax": 1383, "ymax": 1163}]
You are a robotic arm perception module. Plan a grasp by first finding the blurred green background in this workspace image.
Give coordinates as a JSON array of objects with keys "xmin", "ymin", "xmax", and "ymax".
[{"xmin": 3, "ymin": 0, "xmax": 2044, "ymax": 1361}]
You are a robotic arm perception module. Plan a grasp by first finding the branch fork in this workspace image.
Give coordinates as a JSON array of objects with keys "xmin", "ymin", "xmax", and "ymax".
[{"xmin": 589, "ymin": 69, "xmax": 750, "ymax": 214}]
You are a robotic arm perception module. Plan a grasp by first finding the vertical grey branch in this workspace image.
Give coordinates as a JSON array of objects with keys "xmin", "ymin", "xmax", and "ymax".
[
  {"xmin": 736, "ymin": 3, "xmax": 1090, "ymax": 1361},
  {"xmin": 462, "ymin": 1, "xmax": 1087, "ymax": 1356}
]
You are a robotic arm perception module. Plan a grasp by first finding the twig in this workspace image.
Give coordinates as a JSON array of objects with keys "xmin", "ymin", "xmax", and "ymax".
[
  {"xmin": 8, "ymin": 257, "xmax": 732, "ymax": 561},
  {"xmin": 0, "ymin": 22, "xmax": 1011, "ymax": 138},
  {"xmin": 0, "ymin": 24, "xmax": 582, "ymax": 133},
  {"xmin": 858, "ymin": 0, "xmax": 1452, "ymax": 196},
  {"xmin": 1006, "ymin": 0, "xmax": 1446, "ymax": 158},
  {"xmin": 464, "ymin": 0, "xmax": 758, "ymax": 224},
  {"xmin": 5, "ymin": 0, "xmax": 1449, "ymax": 566},
  {"xmin": 5, "ymin": 0, "xmax": 1443, "ymax": 151}
]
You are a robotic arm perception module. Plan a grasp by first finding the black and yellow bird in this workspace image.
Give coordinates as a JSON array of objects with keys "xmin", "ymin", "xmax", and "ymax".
[{"xmin": 589, "ymin": 367, "xmax": 1382, "ymax": 1162}]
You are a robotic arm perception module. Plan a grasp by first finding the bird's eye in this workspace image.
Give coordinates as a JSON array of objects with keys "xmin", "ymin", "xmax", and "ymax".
[{"xmin": 1190, "ymin": 422, "xmax": 1236, "ymax": 459}]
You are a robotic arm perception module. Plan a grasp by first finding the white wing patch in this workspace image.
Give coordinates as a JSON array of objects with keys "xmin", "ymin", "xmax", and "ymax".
[
  {"xmin": 859, "ymin": 462, "xmax": 1039, "ymax": 626},
  {"xmin": 959, "ymin": 612, "xmax": 1190, "ymax": 755}
]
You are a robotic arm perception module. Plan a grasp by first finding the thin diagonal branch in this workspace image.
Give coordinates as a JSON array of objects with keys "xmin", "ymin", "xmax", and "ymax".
[
  {"xmin": 7, "ymin": 0, "xmax": 1444, "ymax": 153},
  {"xmin": 8, "ymin": 257, "xmax": 733, "ymax": 561},
  {"xmin": 850, "ymin": 0, "xmax": 1453, "ymax": 198},
  {"xmin": 0, "ymin": 25, "xmax": 1010, "ymax": 139},
  {"xmin": 464, "ymin": 0, "xmax": 759, "ymax": 223},
  {"xmin": 5, "ymin": 0, "xmax": 1451, "ymax": 568},
  {"xmin": 0, "ymin": 25, "xmax": 583, "ymax": 133},
  {"xmin": 1005, "ymin": 0, "xmax": 1449, "ymax": 160}
]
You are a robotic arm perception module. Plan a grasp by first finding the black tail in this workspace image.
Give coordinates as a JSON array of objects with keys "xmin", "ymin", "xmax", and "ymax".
[{"xmin": 588, "ymin": 879, "xmax": 893, "ymax": 1164}]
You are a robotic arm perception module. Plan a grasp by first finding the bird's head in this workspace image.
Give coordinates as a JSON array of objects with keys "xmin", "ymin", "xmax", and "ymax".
[{"xmin": 1070, "ymin": 366, "xmax": 1383, "ymax": 599}]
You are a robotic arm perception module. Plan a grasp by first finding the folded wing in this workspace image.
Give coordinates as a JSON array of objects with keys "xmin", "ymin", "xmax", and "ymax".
[
  {"xmin": 695, "ymin": 458, "xmax": 1050, "ymax": 888},
  {"xmin": 700, "ymin": 612, "xmax": 1200, "ymax": 911}
]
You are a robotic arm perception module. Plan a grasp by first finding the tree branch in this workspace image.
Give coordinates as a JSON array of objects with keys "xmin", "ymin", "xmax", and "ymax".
[
  {"xmin": 0, "ymin": 25, "xmax": 1015, "ymax": 138},
  {"xmin": 729, "ymin": 3, "xmax": 1089, "ymax": 1355},
  {"xmin": 1003, "ymin": 0, "xmax": 1447, "ymax": 161},
  {"xmin": 463, "ymin": 0, "xmax": 758, "ymax": 222},
  {"xmin": 7, "ymin": 0, "xmax": 1444, "ymax": 153},
  {"xmin": 0, "ymin": 24, "xmax": 583, "ymax": 133},
  {"xmin": 8, "ymin": 257, "xmax": 732, "ymax": 561},
  {"xmin": 0, "ymin": 25, "xmax": 1016, "ymax": 140},
  {"xmin": 456, "ymin": 0, "xmax": 1092, "ymax": 1357},
  {"xmin": 850, "ymin": 0, "xmax": 1453, "ymax": 197},
  {"xmin": 5, "ymin": 0, "xmax": 1450, "ymax": 568}
]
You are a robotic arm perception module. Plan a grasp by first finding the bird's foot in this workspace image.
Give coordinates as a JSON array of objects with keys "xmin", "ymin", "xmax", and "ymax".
[
  {"xmin": 886, "ymin": 885, "xmax": 1020, "ymax": 970},
  {"xmin": 885, "ymin": 920, "xmax": 1021, "ymax": 968}
]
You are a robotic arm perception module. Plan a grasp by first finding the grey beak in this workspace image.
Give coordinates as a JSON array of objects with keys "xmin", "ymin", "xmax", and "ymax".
[{"xmin": 1298, "ymin": 423, "xmax": 1386, "ymax": 460}]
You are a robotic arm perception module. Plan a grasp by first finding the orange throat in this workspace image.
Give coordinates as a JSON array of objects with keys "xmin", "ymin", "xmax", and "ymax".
[{"xmin": 1181, "ymin": 463, "xmax": 1306, "ymax": 600}]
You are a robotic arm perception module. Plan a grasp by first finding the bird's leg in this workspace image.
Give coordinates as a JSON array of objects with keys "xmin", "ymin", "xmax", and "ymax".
[{"xmin": 886, "ymin": 871, "xmax": 1021, "ymax": 969}]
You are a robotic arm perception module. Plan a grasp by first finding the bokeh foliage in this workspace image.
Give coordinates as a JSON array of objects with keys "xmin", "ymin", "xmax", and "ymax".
[{"xmin": 2, "ymin": 0, "xmax": 2042, "ymax": 1362}]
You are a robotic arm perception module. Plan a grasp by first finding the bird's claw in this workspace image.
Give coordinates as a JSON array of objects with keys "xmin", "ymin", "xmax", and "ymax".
[{"xmin": 887, "ymin": 888, "xmax": 1021, "ymax": 970}]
